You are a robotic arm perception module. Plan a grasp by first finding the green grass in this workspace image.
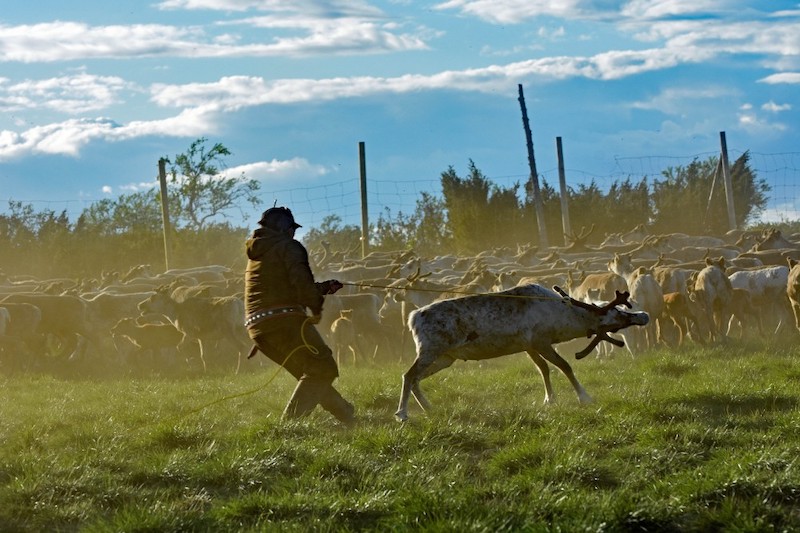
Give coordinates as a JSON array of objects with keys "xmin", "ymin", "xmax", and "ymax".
[{"xmin": 2, "ymin": 342, "xmax": 800, "ymax": 531}]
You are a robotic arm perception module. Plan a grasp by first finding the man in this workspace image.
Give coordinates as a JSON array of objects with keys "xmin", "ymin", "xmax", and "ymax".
[{"xmin": 244, "ymin": 206, "xmax": 356, "ymax": 426}]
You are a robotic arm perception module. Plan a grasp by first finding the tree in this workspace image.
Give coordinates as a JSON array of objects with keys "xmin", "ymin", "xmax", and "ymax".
[
  {"xmin": 564, "ymin": 180, "xmax": 605, "ymax": 244},
  {"xmin": 72, "ymin": 191, "xmax": 167, "ymax": 273},
  {"xmin": 301, "ymin": 214, "xmax": 362, "ymax": 263},
  {"xmin": 729, "ymin": 151, "xmax": 770, "ymax": 226},
  {"xmin": 77, "ymin": 190, "xmax": 163, "ymax": 236},
  {"xmin": 374, "ymin": 207, "xmax": 413, "ymax": 252},
  {"xmin": 0, "ymin": 201, "xmax": 38, "ymax": 251},
  {"xmin": 373, "ymin": 192, "xmax": 452, "ymax": 256},
  {"xmin": 605, "ymin": 177, "xmax": 652, "ymax": 233},
  {"xmin": 651, "ymin": 152, "xmax": 768, "ymax": 235},
  {"xmin": 407, "ymin": 192, "xmax": 452, "ymax": 255},
  {"xmin": 441, "ymin": 162, "xmax": 489, "ymax": 254},
  {"xmin": 442, "ymin": 160, "xmax": 524, "ymax": 253},
  {"xmin": 0, "ymin": 201, "xmax": 81, "ymax": 278},
  {"xmin": 166, "ymin": 138, "xmax": 261, "ymax": 230}
]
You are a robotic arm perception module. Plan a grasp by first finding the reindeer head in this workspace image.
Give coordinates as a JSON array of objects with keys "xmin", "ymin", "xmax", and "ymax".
[
  {"xmin": 608, "ymin": 253, "xmax": 633, "ymax": 277},
  {"xmin": 553, "ymin": 286, "xmax": 649, "ymax": 359}
]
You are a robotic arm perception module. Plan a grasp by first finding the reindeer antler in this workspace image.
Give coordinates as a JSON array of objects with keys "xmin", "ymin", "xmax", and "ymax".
[
  {"xmin": 553, "ymin": 286, "xmax": 632, "ymax": 359},
  {"xmin": 575, "ymin": 331, "xmax": 625, "ymax": 359},
  {"xmin": 554, "ymin": 285, "xmax": 598, "ymax": 312},
  {"xmin": 553, "ymin": 286, "xmax": 632, "ymax": 314},
  {"xmin": 600, "ymin": 290, "xmax": 632, "ymax": 311}
]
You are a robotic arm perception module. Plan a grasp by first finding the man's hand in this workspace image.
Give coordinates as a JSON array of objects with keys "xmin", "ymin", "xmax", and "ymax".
[
  {"xmin": 308, "ymin": 314, "xmax": 322, "ymax": 325},
  {"xmin": 325, "ymin": 279, "xmax": 344, "ymax": 294}
]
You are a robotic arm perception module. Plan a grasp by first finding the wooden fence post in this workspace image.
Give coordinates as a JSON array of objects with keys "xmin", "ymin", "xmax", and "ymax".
[
  {"xmin": 158, "ymin": 158, "xmax": 172, "ymax": 272},
  {"xmin": 556, "ymin": 136, "xmax": 571, "ymax": 246},
  {"xmin": 719, "ymin": 131, "xmax": 737, "ymax": 231},
  {"xmin": 518, "ymin": 84, "xmax": 549, "ymax": 249},
  {"xmin": 358, "ymin": 141, "xmax": 369, "ymax": 258}
]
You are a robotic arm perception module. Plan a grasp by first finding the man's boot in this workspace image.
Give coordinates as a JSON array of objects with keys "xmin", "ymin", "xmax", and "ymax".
[
  {"xmin": 319, "ymin": 386, "xmax": 356, "ymax": 427},
  {"xmin": 282, "ymin": 379, "xmax": 324, "ymax": 420}
]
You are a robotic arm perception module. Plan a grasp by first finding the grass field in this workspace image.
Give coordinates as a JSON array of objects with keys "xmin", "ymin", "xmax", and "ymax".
[{"xmin": 2, "ymin": 340, "xmax": 800, "ymax": 531}]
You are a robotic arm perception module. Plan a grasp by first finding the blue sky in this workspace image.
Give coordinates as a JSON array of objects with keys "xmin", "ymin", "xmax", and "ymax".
[{"xmin": 1, "ymin": 0, "xmax": 799, "ymax": 233}]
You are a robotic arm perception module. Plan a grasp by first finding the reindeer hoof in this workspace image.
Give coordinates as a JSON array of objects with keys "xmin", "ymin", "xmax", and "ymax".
[
  {"xmin": 578, "ymin": 393, "xmax": 594, "ymax": 404},
  {"xmin": 394, "ymin": 411, "xmax": 408, "ymax": 422}
]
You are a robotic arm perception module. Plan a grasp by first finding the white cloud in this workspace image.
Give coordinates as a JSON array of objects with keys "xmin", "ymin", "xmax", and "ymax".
[
  {"xmin": 118, "ymin": 180, "xmax": 160, "ymax": 193},
  {"xmin": 480, "ymin": 43, "xmax": 543, "ymax": 57},
  {"xmin": 435, "ymin": 3, "xmax": 800, "ymax": 84},
  {"xmin": 0, "ymin": 12, "xmax": 426, "ymax": 63},
  {"xmin": 101, "ymin": 185, "xmax": 112, "ymax": 194},
  {"xmin": 620, "ymin": 0, "xmax": 731, "ymax": 20},
  {"xmin": 0, "ymin": 42, "xmax": 738, "ymax": 161},
  {"xmin": 118, "ymin": 105, "xmax": 222, "ymax": 139},
  {"xmin": 0, "ymin": 73, "xmax": 135, "ymax": 114},
  {"xmin": 0, "ymin": 22, "xmax": 205, "ymax": 62},
  {"xmin": 0, "ymin": 106, "xmax": 220, "ymax": 160},
  {"xmin": 737, "ymin": 109, "xmax": 787, "ymax": 133},
  {"xmin": 0, "ymin": 118, "xmax": 115, "ymax": 158},
  {"xmin": 758, "ymin": 72, "xmax": 800, "ymax": 84},
  {"xmin": 157, "ymin": 0, "xmax": 287, "ymax": 10},
  {"xmin": 434, "ymin": 0, "xmax": 597, "ymax": 24},
  {"xmin": 537, "ymin": 26, "xmax": 566, "ymax": 40},
  {"xmin": 631, "ymin": 86, "xmax": 738, "ymax": 115},
  {"xmin": 222, "ymin": 15, "xmax": 429, "ymax": 56},
  {"xmin": 629, "ymin": 18, "xmax": 800, "ymax": 59},
  {"xmin": 0, "ymin": 3, "xmax": 795, "ymax": 163},
  {"xmin": 147, "ymin": 48, "xmax": 707, "ymax": 113},
  {"xmin": 156, "ymin": 0, "xmax": 384, "ymax": 17},
  {"xmin": 223, "ymin": 158, "xmax": 330, "ymax": 182},
  {"xmin": 762, "ymin": 100, "xmax": 791, "ymax": 112},
  {"xmin": 772, "ymin": 9, "xmax": 800, "ymax": 17},
  {"xmin": 436, "ymin": 0, "xmax": 770, "ymax": 26}
]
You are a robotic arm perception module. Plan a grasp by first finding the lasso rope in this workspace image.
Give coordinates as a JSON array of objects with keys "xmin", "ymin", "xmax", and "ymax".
[
  {"xmin": 137, "ymin": 316, "xmax": 320, "ymax": 431},
  {"xmin": 341, "ymin": 280, "xmax": 566, "ymax": 301}
]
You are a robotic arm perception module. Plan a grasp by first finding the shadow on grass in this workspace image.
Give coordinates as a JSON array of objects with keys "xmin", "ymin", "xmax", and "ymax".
[
  {"xmin": 651, "ymin": 391, "xmax": 798, "ymax": 433},
  {"xmin": 695, "ymin": 478, "xmax": 800, "ymax": 509},
  {"xmin": 671, "ymin": 392, "xmax": 797, "ymax": 418}
]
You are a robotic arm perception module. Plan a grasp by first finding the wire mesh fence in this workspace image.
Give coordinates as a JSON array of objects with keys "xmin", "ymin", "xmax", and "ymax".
[{"xmin": 3, "ymin": 150, "xmax": 799, "ymax": 231}]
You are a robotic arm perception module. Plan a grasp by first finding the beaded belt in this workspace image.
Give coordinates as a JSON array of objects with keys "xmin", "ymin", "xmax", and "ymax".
[{"xmin": 244, "ymin": 305, "xmax": 306, "ymax": 328}]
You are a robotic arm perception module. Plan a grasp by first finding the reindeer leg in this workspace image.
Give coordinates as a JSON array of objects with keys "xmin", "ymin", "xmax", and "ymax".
[
  {"xmin": 59, "ymin": 333, "xmax": 80, "ymax": 360},
  {"xmin": 197, "ymin": 339, "xmax": 207, "ymax": 372},
  {"xmin": 396, "ymin": 358, "xmax": 420, "ymax": 422},
  {"xmin": 537, "ymin": 345, "xmax": 593, "ymax": 404},
  {"xmin": 410, "ymin": 355, "xmax": 455, "ymax": 412},
  {"xmin": 396, "ymin": 353, "xmax": 454, "ymax": 421},
  {"xmin": 526, "ymin": 350, "xmax": 555, "ymax": 404}
]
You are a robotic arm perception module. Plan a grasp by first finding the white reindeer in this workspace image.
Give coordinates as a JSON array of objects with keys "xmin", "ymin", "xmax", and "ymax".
[{"xmin": 395, "ymin": 284, "xmax": 649, "ymax": 421}]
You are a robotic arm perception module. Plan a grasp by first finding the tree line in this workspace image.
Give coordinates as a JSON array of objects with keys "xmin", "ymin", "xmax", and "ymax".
[
  {"xmin": 0, "ymin": 138, "xmax": 773, "ymax": 281},
  {"xmin": 309, "ymin": 152, "xmax": 770, "ymax": 257}
]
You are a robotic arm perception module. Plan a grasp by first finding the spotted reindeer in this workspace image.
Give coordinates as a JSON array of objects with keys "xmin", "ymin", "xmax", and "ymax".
[{"xmin": 395, "ymin": 283, "xmax": 649, "ymax": 421}]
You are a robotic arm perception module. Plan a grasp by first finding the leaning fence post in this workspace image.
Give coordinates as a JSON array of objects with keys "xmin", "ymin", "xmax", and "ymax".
[
  {"xmin": 518, "ymin": 84, "xmax": 549, "ymax": 249},
  {"xmin": 719, "ymin": 131, "xmax": 737, "ymax": 231},
  {"xmin": 158, "ymin": 158, "xmax": 172, "ymax": 272}
]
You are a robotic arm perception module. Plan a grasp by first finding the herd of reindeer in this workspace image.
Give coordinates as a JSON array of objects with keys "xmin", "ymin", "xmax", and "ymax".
[{"xmin": 1, "ymin": 224, "xmax": 800, "ymax": 377}]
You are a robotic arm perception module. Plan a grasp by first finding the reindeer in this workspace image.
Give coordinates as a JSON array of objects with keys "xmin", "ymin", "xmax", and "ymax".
[
  {"xmin": 787, "ymin": 258, "xmax": 800, "ymax": 336},
  {"xmin": 689, "ymin": 257, "xmax": 733, "ymax": 343},
  {"xmin": 608, "ymin": 254, "xmax": 663, "ymax": 353},
  {"xmin": 561, "ymin": 224, "xmax": 596, "ymax": 252},
  {"xmin": 395, "ymin": 284, "xmax": 649, "ymax": 421}
]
